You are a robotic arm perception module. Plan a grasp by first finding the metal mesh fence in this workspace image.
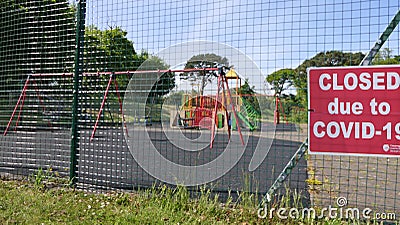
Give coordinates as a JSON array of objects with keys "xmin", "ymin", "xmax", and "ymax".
[
  {"xmin": 1, "ymin": 0, "xmax": 400, "ymax": 217},
  {"xmin": 0, "ymin": 0, "xmax": 75, "ymax": 178}
]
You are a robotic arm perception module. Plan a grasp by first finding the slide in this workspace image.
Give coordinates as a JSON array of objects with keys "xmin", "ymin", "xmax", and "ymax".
[
  {"xmin": 240, "ymin": 97, "xmax": 261, "ymax": 120},
  {"xmin": 236, "ymin": 97, "xmax": 261, "ymax": 131},
  {"xmin": 237, "ymin": 111, "xmax": 255, "ymax": 131}
]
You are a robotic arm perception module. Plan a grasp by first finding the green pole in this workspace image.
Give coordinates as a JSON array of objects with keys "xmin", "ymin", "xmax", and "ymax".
[
  {"xmin": 70, "ymin": 0, "xmax": 86, "ymax": 185},
  {"xmin": 264, "ymin": 139, "xmax": 308, "ymax": 204},
  {"xmin": 360, "ymin": 9, "xmax": 400, "ymax": 66}
]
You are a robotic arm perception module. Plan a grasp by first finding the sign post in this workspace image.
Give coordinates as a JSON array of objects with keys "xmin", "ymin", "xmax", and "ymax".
[{"xmin": 308, "ymin": 65, "xmax": 400, "ymax": 156}]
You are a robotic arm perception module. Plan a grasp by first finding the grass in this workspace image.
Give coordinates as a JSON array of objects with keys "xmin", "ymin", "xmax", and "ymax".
[
  {"xmin": 0, "ymin": 179, "xmax": 260, "ymax": 224},
  {"xmin": 0, "ymin": 175, "xmax": 395, "ymax": 225}
]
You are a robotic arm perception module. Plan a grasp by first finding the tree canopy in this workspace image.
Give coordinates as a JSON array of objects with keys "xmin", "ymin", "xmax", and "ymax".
[
  {"xmin": 0, "ymin": 0, "xmax": 76, "ymax": 77},
  {"xmin": 265, "ymin": 50, "xmax": 366, "ymax": 122},
  {"xmin": 293, "ymin": 51, "xmax": 365, "ymax": 92},
  {"xmin": 84, "ymin": 26, "xmax": 137, "ymax": 72},
  {"xmin": 266, "ymin": 68, "xmax": 294, "ymax": 97},
  {"xmin": 182, "ymin": 53, "xmax": 229, "ymax": 95},
  {"xmin": 1, "ymin": 0, "xmax": 175, "ymax": 109},
  {"xmin": 237, "ymin": 79, "xmax": 260, "ymax": 113},
  {"xmin": 372, "ymin": 48, "xmax": 400, "ymax": 65},
  {"xmin": 84, "ymin": 26, "xmax": 175, "ymax": 99}
]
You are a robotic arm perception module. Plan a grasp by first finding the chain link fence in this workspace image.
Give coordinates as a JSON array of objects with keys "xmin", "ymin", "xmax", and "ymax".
[{"xmin": 1, "ymin": 0, "xmax": 400, "ymax": 216}]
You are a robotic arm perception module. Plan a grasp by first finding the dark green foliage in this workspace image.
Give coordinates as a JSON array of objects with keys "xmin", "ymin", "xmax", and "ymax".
[
  {"xmin": 293, "ymin": 51, "xmax": 365, "ymax": 118},
  {"xmin": 0, "ymin": 0, "xmax": 76, "ymax": 126},
  {"xmin": 294, "ymin": 51, "xmax": 365, "ymax": 93},
  {"xmin": 84, "ymin": 26, "xmax": 137, "ymax": 73},
  {"xmin": 0, "ymin": 0, "xmax": 76, "ymax": 77},
  {"xmin": 266, "ymin": 68, "xmax": 294, "ymax": 98},
  {"xmin": 182, "ymin": 53, "xmax": 229, "ymax": 95},
  {"xmin": 83, "ymin": 26, "xmax": 175, "ymax": 99},
  {"xmin": 265, "ymin": 51, "xmax": 366, "ymax": 123},
  {"xmin": 372, "ymin": 48, "xmax": 400, "ymax": 65},
  {"xmin": 145, "ymin": 55, "xmax": 175, "ymax": 90},
  {"xmin": 238, "ymin": 79, "xmax": 260, "ymax": 113}
]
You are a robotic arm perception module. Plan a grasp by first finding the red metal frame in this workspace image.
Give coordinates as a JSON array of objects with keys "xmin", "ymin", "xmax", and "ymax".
[
  {"xmin": 274, "ymin": 96, "xmax": 288, "ymax": 125},
  {"xmin": 90, "ymin": 73, "xmax": 128, "ymax": 141},
  {"xmin": 4, "ymin": 68, "xmax": 229, "ymax": 142},
  {"xmin": 210, "ymin": 69, "xmax": 244, "ymax": 148},
  {"xmin": 89, "ymin": 69, "xmax": 218, "ymax": 141},
  {"xmin": 4, "ymin": 73, "xmax": 74, "ymax": 136}
]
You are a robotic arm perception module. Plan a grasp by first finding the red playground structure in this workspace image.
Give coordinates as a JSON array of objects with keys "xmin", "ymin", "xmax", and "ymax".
[{"xmin": 4, "ymin": 67, "xmax": 246, "ymax": 149}]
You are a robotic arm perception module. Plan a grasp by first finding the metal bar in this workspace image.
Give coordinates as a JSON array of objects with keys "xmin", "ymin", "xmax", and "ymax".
[
  {"xmin": 70, "ymin": 0, "xmax": 86, "ymax": 184},
  {"xmin": 14, "ymin": 89, "xmax": 27, "ymax": 131},
  {"xmin": 210, "ymin": 75, "xmax": 221, "ymax": 148},
  {"xmin": 3, "ymin": 76, "xmax": 31, "ymax": 136},
  {"xmin": 31, "ymin": 73, "xmax": 74, "ymax": 77},
  {"xmin": 30, "ymin": 68, "xmax": 219, "ymax": 78},
  {"xmin": 274, "ymin": 96, "xmax": 279, "ymax": 125},
  {"xmin": 279, "ymin": 98, "xmax": 288, "ymax": 125},
  {"xmin": 220, "ymin": 75, "xmax": 231, "ymax": 140},
  {"xmin": 114, "ymin": 77, "xmax": 129, "ymax": 137},
  {"xmin": 222, "ymin": 74, "xmax": 244, "ymax": 145},
  {"xmin": 82, "ymin": 68, "xmax": 219, "ymax": 76},
  {"xmin": 90, "ymin": 74, "xmax": 113, "ymax": 142},
  {"xmin": 265, "ymin": 139, "xmax": 308, "ymax": 202},
  {"xmin": 360, "ymin": 9, "xmax": 400, "ymax": 66},
  {"xmin": 32, "ymin": 80, "xmax": 47, "ymax": 113}
]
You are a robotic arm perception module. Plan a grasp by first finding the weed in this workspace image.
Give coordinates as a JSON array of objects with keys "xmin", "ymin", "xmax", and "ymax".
[
  {"xmin": 29, "ymin": 167, "xmax": 69, "ymax": 190},
  {"xmin": 30, "ymin": 168, "xmax": 47, "ymax": 189}
]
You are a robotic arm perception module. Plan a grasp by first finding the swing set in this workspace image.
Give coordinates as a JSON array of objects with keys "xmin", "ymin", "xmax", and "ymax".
[
  {"xmin": 3, "ymin": 67, "xmax": 246, "ymax": 148},
  {"xmin": 3, "ymin": 73, "xmax": 73, "ymax": 135}
]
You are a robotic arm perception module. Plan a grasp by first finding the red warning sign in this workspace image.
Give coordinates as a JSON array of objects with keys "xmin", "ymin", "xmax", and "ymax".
[{"xmin": 308, "ymin": 65, "xmax": 400, "ymax": 156}]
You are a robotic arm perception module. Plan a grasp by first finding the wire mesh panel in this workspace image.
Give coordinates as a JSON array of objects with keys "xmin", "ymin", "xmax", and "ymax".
[
  {"xmin": 80, "ymin": 0, "xmax": 308, "ymax": 200},
  {"xmin": 80, "ymin": 0, "xmax": 400, "ymax": 213},
  {"xmin": 0, "ymin": 0, "xmax": 75, "ymax": 178},
  {"xmin": 1, "ymin": 0, "xmax": 400, "ymax": 218}
]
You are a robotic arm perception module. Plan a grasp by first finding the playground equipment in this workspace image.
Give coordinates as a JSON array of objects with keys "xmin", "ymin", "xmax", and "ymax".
[
  {"xmin": 4, "ymin": 67, "xmax": 263, "ymax": 148},
  {"xmin": 84, "ymin": 72, "xmax": 128, "ymax": 141},
  {"xmin": 236, "ymin": 96, "xmax": 261, "ymax": 131},
  {"xmin": 170, "ymin": 67, "xmax": 262, "ymax": 133},
  {"xmin": 176, "ymin": 94, "xmax": 215, "ymax": 129},
  {"xmin": 3, "ymin": 73, "xmax": 73, "ymax": 136},
  {"xmin": 210, "ymin": 67, "xmax": 244, "ymax": 148},
  {"xmin": 3, "ymin": 71, "xmax": 129, "ymax": 140},
  {"xmin": 273, "ymin": 96, "xmax": 288, "ymax": 125}
]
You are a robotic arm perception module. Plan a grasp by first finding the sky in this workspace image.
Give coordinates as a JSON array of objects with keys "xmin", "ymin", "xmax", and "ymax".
[{"xmin": 78, "ymin": 0, "xmax": 400, "ymax": 93}]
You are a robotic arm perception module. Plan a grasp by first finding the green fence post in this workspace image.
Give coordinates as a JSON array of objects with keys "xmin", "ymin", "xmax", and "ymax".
[
  {"xmin": 70, "ymin": 0, "xmax": 86, "ymax": 185},
  {"xmin": 359, "ymin": 10, "xmax": 400, "ymax": 66}
]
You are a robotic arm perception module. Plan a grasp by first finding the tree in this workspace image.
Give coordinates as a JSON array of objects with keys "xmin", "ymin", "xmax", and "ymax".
[
  {"xmin": 83, "ymin": 26, "xmax": 175, "ymax": 100},
  {"xmin": 294, "ymin": 51, "xmax": 365, "ymax": 111},
  {"xmin": 372, "ymin": 48, "xmax": 400, "ymax": 65},
  {"xmin": 0, "ymin": 0, "xmax": 76, "ymax": 83},
  {"xmin": 265, "ymin": 69, "xmax": 295, "ymax": 124},
  {"xmin": 237, "ymin": 79, "xmax": 260, "ymax": 112},
  {"xmin": 145, "ymin": 55, "xmax": 175, "ymax": 103},
  {"xmin": 266, "ymin": 68, "xmax": 294, "ymax": 98},
  {"xmin": 0, "ymin": 0, "xmax": 76, "ymax": 126},
  {"xmin": 84, "ymin": 26, "xmax": 137, "ymax": 73},
  {"xmin": 266, "ymin": 51, "xmax": 365, "ymax": 123},
  {"xmin": 182, "ymin": 53, "xmax": 229, "ymax": 95},
  {"xmin": 294, "ymin": 51, "xmax": 365, "ymax": 92}
]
